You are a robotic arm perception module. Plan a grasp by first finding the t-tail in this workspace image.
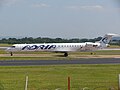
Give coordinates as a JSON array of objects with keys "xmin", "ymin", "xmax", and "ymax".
[{"xmin": 98, "ymin": 33, "xmax": 117, "ymax": 48}]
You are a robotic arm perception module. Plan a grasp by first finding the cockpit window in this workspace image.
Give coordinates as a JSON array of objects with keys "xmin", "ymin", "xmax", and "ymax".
[{"xmin": 11, "ymin": 46, "xmax": 16, "ymax": 48}]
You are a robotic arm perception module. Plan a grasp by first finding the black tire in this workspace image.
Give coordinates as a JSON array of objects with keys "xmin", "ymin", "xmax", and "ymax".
[
  {"xmin": 10, "ymin": 52, "xmax": 13, "ymax": 56},
  {"xmin": 64, "ymin": 52, "xmax": 68, "ymax": 57}
]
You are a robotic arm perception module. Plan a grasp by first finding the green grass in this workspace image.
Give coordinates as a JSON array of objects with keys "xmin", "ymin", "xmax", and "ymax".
[
  {"xmin": 93, "ymin": 50, "xmax": 120, "ymax": 55},
  {"xmin": 0, "ymin": 44, "xmax": 120, "ymax": 90},
  {"xmin": 108, "ymin": 45, "xmax": 120, "ymax": 48},
  {"xmin": 71, "ymin": 50, "xmax": 120, "ymax": 55},
  {"xmin": 1, "ymin": 49, "xmax": 120, "ymax": 55},
  {"xmin": 0, "ymin": 57, "xmax": 71, "ymax": 60},
  {"xmin": 0, "ymin": 64, "xmax": 119, "ymax": 90},
  {"xmin": 0, "ymin": 49, "xmax": 120, "ymax": 60},
  {"xmin": 0, "ymin": 44, "xmax": 12, "ymax": 47}
]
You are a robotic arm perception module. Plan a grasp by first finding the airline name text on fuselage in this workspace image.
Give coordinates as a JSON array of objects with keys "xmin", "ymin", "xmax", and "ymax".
[{"xmin": 22, "ymin": 45, "xmax": 56, "ymax": 50}]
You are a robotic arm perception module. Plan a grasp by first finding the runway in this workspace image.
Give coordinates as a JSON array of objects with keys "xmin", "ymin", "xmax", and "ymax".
[{"xmin": 0, "ymin": 58, "xmax": 120, "ymax": 66}]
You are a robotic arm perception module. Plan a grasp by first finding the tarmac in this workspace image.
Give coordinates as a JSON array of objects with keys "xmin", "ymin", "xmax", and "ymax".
[{"xmin": 0, "ymin": 58, "xmax": 120, "ymax": 66}]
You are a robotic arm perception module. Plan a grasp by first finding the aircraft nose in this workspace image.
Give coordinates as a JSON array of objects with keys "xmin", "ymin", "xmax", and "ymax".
[
  {"xmin": 6, "ymin": 47, "xmax": 15, "ymax": 52},
  {"xmin": 6, "ymin": 47, "xmax": 12, "ymax": 51}
]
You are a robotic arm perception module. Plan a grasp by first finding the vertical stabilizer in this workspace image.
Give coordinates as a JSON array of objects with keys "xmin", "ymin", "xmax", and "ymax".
[{"xmin": 99, "ymin": 33, "xmax": 117, "ymax": 48}]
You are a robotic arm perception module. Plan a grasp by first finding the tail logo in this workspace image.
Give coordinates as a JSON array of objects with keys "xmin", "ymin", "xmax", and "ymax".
[{"xmin": 102, "ymin": 37, "xmax": 108, "ymax": 44}]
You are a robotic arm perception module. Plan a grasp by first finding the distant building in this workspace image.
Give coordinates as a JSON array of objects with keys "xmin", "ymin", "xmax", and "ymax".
[{"xmin": 110, "ymin": 37, "xmax": 120, "ymax": 45}]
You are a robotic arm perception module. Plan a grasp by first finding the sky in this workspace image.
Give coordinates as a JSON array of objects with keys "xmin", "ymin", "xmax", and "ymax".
[{"xmin": 0, "ymin": 0, "xmax": 120, "ymax": 39}]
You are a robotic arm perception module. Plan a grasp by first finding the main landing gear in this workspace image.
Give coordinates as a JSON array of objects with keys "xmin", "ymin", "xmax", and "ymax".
[
  {"xmin": 10, "ymin": 52, "xmax": 13, "ymax": 56},
  {"xmin": 64, "ymin": 52, "xmax": 68, "ymax": 57}
]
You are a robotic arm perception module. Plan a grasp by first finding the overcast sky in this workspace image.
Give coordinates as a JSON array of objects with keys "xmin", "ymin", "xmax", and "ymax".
[{"xmin": 0, "ymin": 0, "xmax": 120, "ymax": 38}]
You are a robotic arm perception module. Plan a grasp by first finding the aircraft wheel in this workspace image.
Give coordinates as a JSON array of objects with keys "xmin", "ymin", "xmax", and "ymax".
[
  {"xmin": 90, "ymin": 52, "xmax": 95, "ymax": 55},
  {"xmin": 64, "ymin": 52, "xmax": 68, "ymax": 57},
  {"xmin": 10, "ymin": 52, "xmax": 13, "ymax": 56}
]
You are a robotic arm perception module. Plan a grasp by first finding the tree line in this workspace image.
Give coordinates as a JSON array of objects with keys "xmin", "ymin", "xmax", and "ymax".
[{"xmin": 0, "ymin": 37, "xmax": 119, "ymax": 45}]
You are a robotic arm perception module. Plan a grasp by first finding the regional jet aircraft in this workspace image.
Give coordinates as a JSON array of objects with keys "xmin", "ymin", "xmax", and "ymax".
[{"xmin": 6, "ymin": 33, "xmax": 117, "ymax": 57}]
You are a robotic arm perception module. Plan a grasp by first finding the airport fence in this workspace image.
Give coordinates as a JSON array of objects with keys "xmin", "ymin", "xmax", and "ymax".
[{"xmin": 0, "ymin": 76, "xmax": 119, "ymax": 90}]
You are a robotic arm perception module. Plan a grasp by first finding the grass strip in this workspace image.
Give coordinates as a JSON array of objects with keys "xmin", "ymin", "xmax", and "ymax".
[{"xmin": 0, "ymin": 64, "xmax": 119, "ymax": 90}]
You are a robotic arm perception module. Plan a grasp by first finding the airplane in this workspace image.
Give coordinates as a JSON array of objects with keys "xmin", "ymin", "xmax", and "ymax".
[{"xmin": 6, "ymin": 33, "xmax": 117, "ymax": 57}]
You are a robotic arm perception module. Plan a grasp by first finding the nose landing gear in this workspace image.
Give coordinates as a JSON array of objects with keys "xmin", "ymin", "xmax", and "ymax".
[{"xmin": 10, "ymin": 52, "xmax": 13, "ymax": 56}]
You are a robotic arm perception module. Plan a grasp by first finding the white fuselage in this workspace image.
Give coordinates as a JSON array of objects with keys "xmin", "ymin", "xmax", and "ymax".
[
  {"xmin": 6, "ymin": 33, "xmax": 117, "ymax": 56},
  {"xmin": 7, "ymin": 42, "xmax": 102, "ymax": 52}
]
